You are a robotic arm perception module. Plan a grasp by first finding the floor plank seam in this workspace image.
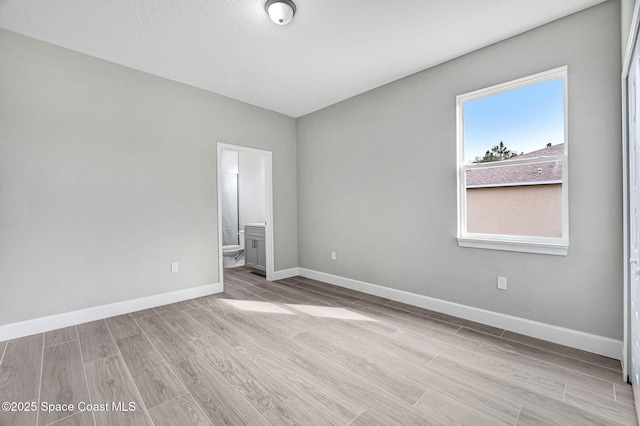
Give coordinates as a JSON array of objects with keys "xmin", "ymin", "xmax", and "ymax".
[
  {"xmin": 563, "ymin": 398, "xmax": 634, "ymax": 426},
  {"xmin": 201, "ymin": 350, "xmax": 277, "ymax": 426},
  {"xmin": 104, "ymin": 320, "xmax": 122, "ymax": 358},
  {"xmin": 2, "ymin": 334, "xmax": 41, "ymax": 343},
  {"xmin": 152, "ymin": 345, "xmax": 215, "ymax": 424},
  {"xmin": 136, "ymin": 318, "xmax": 193, "ymax": 409},
  {"xmin": 153, "ymin": 312, "xmax": 193, "ymax": 344},
  {"xmin": 413, "ymin": 388, "xmax": 430, "ymax": 407},
  {"xmin": 284, "ymin": 278, "xmax": 366, "ymax": 304},
  {"xmin": 429, "ymin": 351, "xmax": 570, "ymax": 405},
  {"xmin": 446, "ymin": 328, "xmax": 624, "ymax": 387},
  {"xmin": 352, "ymin": 303, "xmax": 445, "ymax": 337},
  {"xmin": 374, "ymin": 302, "xmax": 480, "ymax": 335},
  {"xmin": 420, "ymin": 326, "xmax": 435, "ymax": 336},
  {"xmin": 35, "ymin": 334, "xmax": 45, "ymax": 426},
  {"xmin": 137, "ymin": 317, "xmax": 185, "ymax": 365},
  {"xmin": 116, "ymin": 350, "xmax": 155, "ymax": 425},
  {"xmin": 50, "ymin": 326, "xmax": 78, "ymax": 349},
  {"xmin": 338, "ymin": 335, "xmax": 359, "ymax": 349},
  {"xmin": 83, "ymin": 352, "xmax": 121, "ymax": 365},
  {"xmin": 278, "ymin": 280, "xmax": 361, "ymax": 306},
  {"xmin": 497, "ymin": 332, "xmax": 623, "ymax": 373},
  {"xmin": 105, "ymin": 319, "xmax": 155, "ymax": 424},
  {"xmin": 618, "ymin": 399, "xmax": 636, "ymax": 408},
  {"xmin": 44, "ymin": 410, "xmax": 82, "ymax": 426},
  {"xmin": 167, "ymin": 352, "xmax": 205, "ymax": 370},
  {"xmin": 424, "ymin": 353, "xmax": 438, "ymax": 367},
  {"xmin": 512, "ymin": 406, "xmax": 522, "ymax": 426},
  {"xmin": 614, "ymin": 385, "xmax": 637, "ymax": 408},
  {"xmin": 345, "ymin": 409, "xmax": 366, "ymax": 425},
  {"xmin": 145, "ymin": 391, "xmax": 189, "ymax": 413},
  {"xmin": 522, "ymin": 354, "xmax": 620, "ymax": 389},
  {"xmin": 78, "ymin": 333, "xmax": 97, "ymax": 426},
  {"xmin": 497, "ymin": 333, "xmax": 624, "ymax": 375},
  {"xmin": 260, "ymin": 395, "xmax": 289, "ymax": 423},
  {"xmin": 304, "ymin": 332, "xmax": 428, "ymax": 407},
  {"xmin": 0, "ymin": 340, "xmax": 7, "ymax": 365},
  {"xmin": 182, "ymin": 390, "xmax": 214, "ymax": 425}
]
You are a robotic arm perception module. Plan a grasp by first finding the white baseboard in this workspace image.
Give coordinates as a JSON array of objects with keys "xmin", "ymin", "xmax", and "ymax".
[
  {"xmin": 273, "ymin": 268, "xmax": 300, "ymax": 281},
  {"xmin": 0, "ymin": 283, "xmax": 222, "ymax": 342},
  {"xmin": 298, "ymin": 268, "xmax": 623, "ymax": 360}
]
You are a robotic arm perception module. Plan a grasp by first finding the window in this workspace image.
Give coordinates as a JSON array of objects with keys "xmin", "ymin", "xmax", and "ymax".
[{"xmin": 456, "ymin": 67, "xmax": 568, "ymax": 255}]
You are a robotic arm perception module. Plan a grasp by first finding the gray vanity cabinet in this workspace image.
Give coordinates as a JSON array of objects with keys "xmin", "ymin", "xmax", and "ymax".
[{"xmin": 244, "ymin": 225, "xmax": 266, "ymax": 275}]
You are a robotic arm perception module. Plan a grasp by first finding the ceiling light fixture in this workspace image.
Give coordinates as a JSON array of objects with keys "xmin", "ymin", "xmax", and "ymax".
[{"xmin": 266, "ymin": 0, "xmax": 296, "ymax": 26}]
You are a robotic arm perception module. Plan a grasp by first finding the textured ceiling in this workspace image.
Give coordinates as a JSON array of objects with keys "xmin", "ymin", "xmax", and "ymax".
[{"xmin": 0, "ymin": 0, "xmax": 607, "ymax": 117}]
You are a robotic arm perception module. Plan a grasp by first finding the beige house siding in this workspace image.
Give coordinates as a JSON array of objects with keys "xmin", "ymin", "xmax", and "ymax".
[{"xmin": 466, "ymin": 184, "xmax": 562, "ymax": 237}]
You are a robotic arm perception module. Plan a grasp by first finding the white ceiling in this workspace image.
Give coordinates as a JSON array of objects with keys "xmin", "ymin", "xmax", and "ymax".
[{"xmin": 0, "ymin": 0, "xmax": 607, "ymax": 118}]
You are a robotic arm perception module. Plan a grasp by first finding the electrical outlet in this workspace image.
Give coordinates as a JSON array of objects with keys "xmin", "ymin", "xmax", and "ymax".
[
  {"xmin": 497, "ymin": 276, "xmax": 507, "ymax": 290},
  {"xmin": 171, "ymin": 262, "xmax": 179, "ymax": 272},
  {"xmin": 331, "ymin": 251, "xmax": 336, "ymax": 261}
]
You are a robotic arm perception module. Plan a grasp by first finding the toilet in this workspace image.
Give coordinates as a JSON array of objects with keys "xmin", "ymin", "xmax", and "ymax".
[{"xmin": 223, "ymin": 230, "xmax": 245, "ymax": 267}]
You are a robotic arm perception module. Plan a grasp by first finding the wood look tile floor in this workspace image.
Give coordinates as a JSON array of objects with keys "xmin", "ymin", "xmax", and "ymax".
[{"xmin": 0, "ymin": 266, "xmax": 636, "ymax": 426}]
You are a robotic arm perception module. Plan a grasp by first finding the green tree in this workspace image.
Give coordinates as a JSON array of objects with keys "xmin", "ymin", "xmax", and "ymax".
[{"xmin": 473, "ymin": 141, "xmax": 521, "ymax": 163}]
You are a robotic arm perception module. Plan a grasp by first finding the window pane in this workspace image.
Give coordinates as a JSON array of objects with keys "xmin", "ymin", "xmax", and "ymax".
[
  {"xmin": 457, "ymin": 68, "xmax": 568, "ymax": 251},
  {"xmin": 465, "ymin": 160, "xmax": 562, "ymax": 237},
  {"xmin": 463, "ymin": 78, "xmax": 565, "ymax": 165}
]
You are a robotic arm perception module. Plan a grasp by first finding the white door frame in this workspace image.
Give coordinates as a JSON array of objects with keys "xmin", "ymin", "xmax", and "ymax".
[
  {"xmin": 623, "ymin": 0, "xmax": 640, "ymax": 386},
  {"xmin": 216, "ymin": 142, "xmax": 275, "ymax": 289}
]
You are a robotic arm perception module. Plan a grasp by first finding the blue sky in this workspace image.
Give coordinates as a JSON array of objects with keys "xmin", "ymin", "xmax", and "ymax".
[{"xmin": 463, "ymin": 78, "xmax": 565, "ymax": 164}]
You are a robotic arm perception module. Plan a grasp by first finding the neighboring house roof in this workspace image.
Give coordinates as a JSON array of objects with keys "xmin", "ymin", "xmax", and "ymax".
[
  {"xmin": 466, "ymin": 143, "xmax": 563, "ymax": 187},
  {"xmin": 515, "ymin": 143, "xmax": 564, "ymax": 160}
]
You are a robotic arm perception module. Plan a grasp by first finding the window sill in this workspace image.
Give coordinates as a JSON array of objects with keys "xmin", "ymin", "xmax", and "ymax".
[{"xmin": 457, "ymin": 237, "xmax": 568, "ymax": 256}]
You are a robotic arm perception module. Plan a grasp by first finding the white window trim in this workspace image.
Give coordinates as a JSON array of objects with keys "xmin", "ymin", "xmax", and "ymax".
[{"xmin": 456, "ymin": 66, "xmax": 569, "ymax": 256}]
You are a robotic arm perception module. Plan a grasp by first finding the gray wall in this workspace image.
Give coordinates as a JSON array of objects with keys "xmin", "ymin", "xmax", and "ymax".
[
  {"xmin": 238, "ymin": 151, "xmax": 267, "ymax": 229},
  {"xmin": 297, "ymin": 2, "xmax": 623, "ymax": 339},
  {"xmin": 0, "ymin": 29, "xmax": 298, "ymax": 326}
]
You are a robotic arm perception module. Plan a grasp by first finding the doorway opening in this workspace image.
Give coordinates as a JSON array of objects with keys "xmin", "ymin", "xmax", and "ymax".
[{"xmin": 216, "ymin": 143, "xmax": 274, "ymax": 289}]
